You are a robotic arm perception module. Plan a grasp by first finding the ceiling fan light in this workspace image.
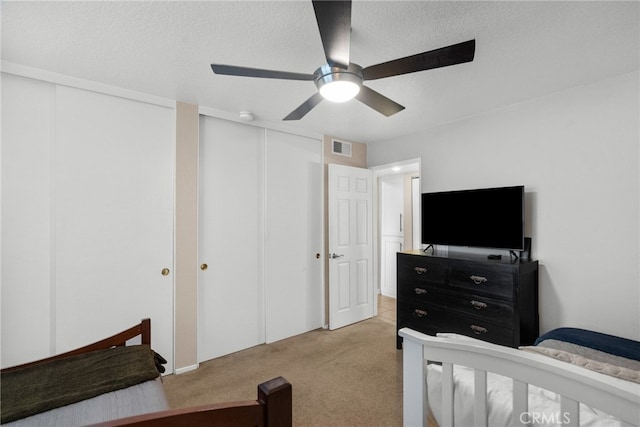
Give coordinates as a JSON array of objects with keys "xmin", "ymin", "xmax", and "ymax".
[
  {"xmin": 319, "ymin": 80, "xmax": 360, "ymax": 103},
  {"xmin": 314, "ymin": 65, "xmax": 363, "ymax": 103}
]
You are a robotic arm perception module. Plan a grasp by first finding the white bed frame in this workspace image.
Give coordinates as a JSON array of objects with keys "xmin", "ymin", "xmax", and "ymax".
[{"xmin": 399, "ymin": 327, "xmax": 640, "ymax": 427}]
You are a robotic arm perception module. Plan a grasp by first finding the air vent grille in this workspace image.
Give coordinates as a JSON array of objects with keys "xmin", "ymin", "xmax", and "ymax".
[{"xmin": 332, "ymin": 140, "xmax": 352, "ymax": 157}]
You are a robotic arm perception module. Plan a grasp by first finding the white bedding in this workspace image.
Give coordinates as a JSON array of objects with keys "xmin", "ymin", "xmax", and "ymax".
[
  {"xmin": 427, "ymin": 363, "xmax": 623, "ymax": 427},
  {"xmin": 5, "ymin": 378, "xmax": 168, "ymax": 427}
]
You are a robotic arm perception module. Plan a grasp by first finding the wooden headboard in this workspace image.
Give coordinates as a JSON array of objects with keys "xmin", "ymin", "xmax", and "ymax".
[{"xmin": 1, "ymin": 318, "xmax": 151, "ymax": 373}]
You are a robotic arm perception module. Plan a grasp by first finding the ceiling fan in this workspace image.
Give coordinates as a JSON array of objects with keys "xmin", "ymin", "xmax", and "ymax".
[{"xmin": 210, "ymin": 0, "xmax": 475, "ymax": 121}]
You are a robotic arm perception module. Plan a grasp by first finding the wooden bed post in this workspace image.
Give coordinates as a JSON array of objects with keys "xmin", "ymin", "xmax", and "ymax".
[
  {"xmin": 400, "ymin": 329, "xmax": 427, "ymax": 427},
  {"xmin": 140, "ymin": 318, "xmax": 151, "ymax": 346},
  {"xmin": 258, "ymin": 376, "xmax": 292, "ymax": 427}
]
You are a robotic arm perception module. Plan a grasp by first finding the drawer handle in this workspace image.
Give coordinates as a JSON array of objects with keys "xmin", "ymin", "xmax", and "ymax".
[
  {"xmin": 414, "ymin": 267, "xmax": 428, "ymax": 275},
  {"xmin": 470, "ymin": 275, "xmax": 488, "ymax": 285},
  {"xmin": 414, "ymin": 288, "xmax": 428, "ymax": 295},
  {"xmin": 413, "ymin": 309, "xmax": 428, "ymax": 318},
  {"xmin": 470, "ymin": 300, "xmax": 487, "ymax": 310},
  {"xmin": 470, "ymin": 325, "xmax": 488, "ymax": 334}
]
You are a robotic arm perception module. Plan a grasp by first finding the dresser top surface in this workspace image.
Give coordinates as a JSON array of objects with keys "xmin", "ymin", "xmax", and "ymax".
[{"xmin": 400, "ymin": 249, "xmax": 537, "ymax": 266}]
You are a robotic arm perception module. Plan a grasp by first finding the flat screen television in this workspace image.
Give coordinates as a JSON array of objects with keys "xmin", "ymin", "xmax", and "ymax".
[{"xmin": 421, "ymin": 185, "xmax": 524, "ymax": 251}]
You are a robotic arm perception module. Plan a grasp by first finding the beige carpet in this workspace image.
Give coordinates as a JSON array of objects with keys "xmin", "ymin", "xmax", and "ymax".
[{"xmin": 163, "ymin": 316, "xmax": 402, "ymax": 426}]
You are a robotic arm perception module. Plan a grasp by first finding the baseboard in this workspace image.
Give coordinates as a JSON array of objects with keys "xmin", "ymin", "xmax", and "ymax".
[{"xmin": 174, "ymin": 363, "xmax": 199, "ymax": 375}]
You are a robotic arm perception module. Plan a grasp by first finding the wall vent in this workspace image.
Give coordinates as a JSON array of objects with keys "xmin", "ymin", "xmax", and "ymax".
[{"xmin": 332, "ymin": 139, "xmax": 352, "ymax": 157}]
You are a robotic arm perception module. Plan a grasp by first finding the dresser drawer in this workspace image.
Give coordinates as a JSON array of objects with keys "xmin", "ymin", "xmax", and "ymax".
[
  {"xmin": 400, "ymin": 292, "xmax": 513, "ymax": 325},
  {"xmin": 400, "ymin": 287, "xmax": 513, "ymax": 320},
  {"xmin": 397, "ymin": 300, "xmax": 455, "ymax": 332},
  {"xmin": 397, "ymin": 281, "xmax": 447, "ymax": 301},
  {"xmin": 397, "ymin": 255, "xmax": 446, "ymax": 287},
  {"xmin": 443, "ymin": 293, "xmax": 514, "ymax": 320},
  {"xmin": 448, "ymin": 316, "xmax": 514, "ymax": 347},
  {"xmin": 448, "ymin": 261, "xmax": 514, "ymax": 298},
  {"xmin": 398, "ymin": 302, "xmax": 514, "ymax": 346}
]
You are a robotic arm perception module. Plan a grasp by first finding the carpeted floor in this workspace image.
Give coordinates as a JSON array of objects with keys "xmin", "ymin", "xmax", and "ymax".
[{"xmin": 163, "ymin": 308, "xmax": 402, "ymax": 426}]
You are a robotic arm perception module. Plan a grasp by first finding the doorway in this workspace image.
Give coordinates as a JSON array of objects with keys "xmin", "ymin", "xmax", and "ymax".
[{"xmin": 372, "ymin": 160, "xmax": 421, "ymax": 301}]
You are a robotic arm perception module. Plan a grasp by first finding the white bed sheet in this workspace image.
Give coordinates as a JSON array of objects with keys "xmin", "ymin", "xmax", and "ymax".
[
  {"xmin": 5, "ymin": 378, "xmax": 168, "ymax": 427},
  {"xmin": 427, "ymin": 363, "xmax": 623, "ymax": 427}
]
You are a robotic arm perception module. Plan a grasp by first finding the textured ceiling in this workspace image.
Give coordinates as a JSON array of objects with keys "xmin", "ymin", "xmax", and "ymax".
[{"xmin": 2, "ymin": 1, "xmax": 638, "ymax": 143}]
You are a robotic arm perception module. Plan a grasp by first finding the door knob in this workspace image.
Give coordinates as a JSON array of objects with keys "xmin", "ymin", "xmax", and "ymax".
[
  {"xmin": 329, "ymin": 253, "xmax": 344, "ymax": 259},
  {"xmin": 200, "ymin": 263, "xmax": 208, "ymax": 271},
  {"xmin": 161, "ymin": 268, "xmax": 170, "ymax": 276}
]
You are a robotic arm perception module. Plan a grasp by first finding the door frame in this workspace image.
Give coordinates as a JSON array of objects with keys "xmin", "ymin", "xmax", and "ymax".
[
  {"xmin": 370, "ymin": 158, "xmax": 421, "ymax": 299},
  {"xmin": 378, "ymin": 174, "xmax": 405, "ymax": 298}
]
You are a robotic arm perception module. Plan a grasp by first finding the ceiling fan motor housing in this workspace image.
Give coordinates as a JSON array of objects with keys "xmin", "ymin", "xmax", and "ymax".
[{"xmin": 314, "ymin": 63, "xmax": 363, "ymax": 102}]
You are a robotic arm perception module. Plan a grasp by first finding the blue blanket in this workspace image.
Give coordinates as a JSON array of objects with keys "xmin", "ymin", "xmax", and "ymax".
[{"xmin": 535, "ymin": 328, "xmax": 640, "ymax": 362}]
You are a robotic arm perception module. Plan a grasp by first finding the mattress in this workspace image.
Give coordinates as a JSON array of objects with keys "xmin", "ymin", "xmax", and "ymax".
[
  {"xmin": 5, "ymin": 378, "xmax": 168, "ymax": 427},
  {"xmin": 426, "ymin": 330, "xmax": 639, "ymax": 426},
  {"xmin": 427, "ymin": 363, "xmax": 623, "ymax": 426}
]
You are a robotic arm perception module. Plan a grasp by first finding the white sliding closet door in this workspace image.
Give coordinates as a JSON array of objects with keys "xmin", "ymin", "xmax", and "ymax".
[
  {"xmin": 54, "ymin": 86, "xmax": 174, "ymax": 372},
  {"xmin": 198, "ymin": 116, "xmax": 265, "ymax": 362},
  {"xmin": 198, "ymin": 118, "xmax": 324, "ymax": 361},
  {"xmin": 265, "ymin": 130, "xmax": 323, "ymax": 342},
  {"xmin": 1, "ymin": 74, "xmax": 56, "ymax": 367},
  {"xmin": 2, "ymin": 78, "xmax": 174, "ymax": 371}
]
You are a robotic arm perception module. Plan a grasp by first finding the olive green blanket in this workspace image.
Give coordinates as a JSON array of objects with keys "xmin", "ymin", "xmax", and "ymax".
[{"xmin": 1, "ymin": 345, "xmax": 160, "ymax": 424}]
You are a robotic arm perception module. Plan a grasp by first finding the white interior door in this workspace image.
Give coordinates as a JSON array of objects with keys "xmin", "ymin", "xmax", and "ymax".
[
  {"xmin": 328, "ymin": 164, "xmax": 374, "ymax": 329},
  {"xmin": 264, "ymin": 130, "xmax": 323, "ymax": 342},
  {"xmin": 380, "ymin": 175, "xmax": 404, "ymax": 297},
  {"xmin": 198, "ymin": 116, "xmax": 265, "ymax": 362},
  {"xmin": 54, "ymin": 86, "xmax": 175, "ymax": 372}
]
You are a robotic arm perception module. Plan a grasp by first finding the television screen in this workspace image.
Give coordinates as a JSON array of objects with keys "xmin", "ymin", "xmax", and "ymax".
[{"xmin": 421, "ymin": 185, "xmax": 524, "ymax": 250}]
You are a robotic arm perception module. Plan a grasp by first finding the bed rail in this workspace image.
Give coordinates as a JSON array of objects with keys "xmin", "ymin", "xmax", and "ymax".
[
  {"xmin": 1, "ymin": 319, "xmax": 151, "ymax": 373},
  {"xmin": 399, "ymin": 327, "xmax": 640, "ymax": 427},
  {"xmin": 91, "ymin": 376, "xmax": 292, "ymax": 427}
]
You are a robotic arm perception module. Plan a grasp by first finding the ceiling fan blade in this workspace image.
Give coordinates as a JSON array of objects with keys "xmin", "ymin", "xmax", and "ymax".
[
  {"xmin": 211, "ymin": 64, "xmax": 315, "ymax": 81},
  {"xmin": 362, "ymin": 39, "xmax": 476, "ymax": 81},
  {"xmin": 283, "ymin": 92, "xmax": 324, "ymax": 121},
  {"xmin": 355, "ymin": 86, "xmax": 405, "ymax": 117},
  {"xmin": 312, "ymin": 0, "xmax": 351, "ymax": 69}
]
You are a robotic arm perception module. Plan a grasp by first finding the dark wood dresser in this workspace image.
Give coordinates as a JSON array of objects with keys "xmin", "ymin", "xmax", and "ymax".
[{"xmin": 396, "ymin": 250, "xmax": 538, "ymax": 349}]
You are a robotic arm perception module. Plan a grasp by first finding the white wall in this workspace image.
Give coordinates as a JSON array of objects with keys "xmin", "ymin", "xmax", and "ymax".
[{"xmin": 368, "ymin": 71, "xmax": 640, "ymax": 341}]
